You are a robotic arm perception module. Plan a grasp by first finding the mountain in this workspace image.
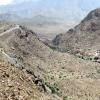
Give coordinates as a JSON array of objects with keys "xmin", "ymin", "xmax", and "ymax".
[
  {"xmin": 0, "ymin": 13, "xmax": 60, "ymax": 27},
  {"xmin": 0, "ymin": 22, "xmax": 61, "ymax": 100},
  {"xmin": 52, "ymin": 8, "xmax": 100, "ymax": 61},
  {"xmin": 19, "ymin": 15, "xmax": 69, "ymax": 40},
  {"xmin": 19, "ymin": 14, "xmax": 61, "ymax": 28},
  {"xmin": 0, "ymin": 0, "xmax": 100, "ymax": 40},
  {"xmin": 0, "ymin": 0, "xmax": 85, "ymax": 20},
  {"xmin": 0, "ymin": 13, "xmax": 21, "ymax": 22},
  {"xmin": 0, "ymin": 21, "xmax": 100, "ymax": 99},
  {"xmin": 0, "ymin": 13, "xmax": 66, "ymax": 40},
  {"xmin": 1, "ymin": 0, "xmax": 98, "ymax": 40},
  {"xmin": 0, "ymin": 0, "xmax": 100, "ymax": 20}
]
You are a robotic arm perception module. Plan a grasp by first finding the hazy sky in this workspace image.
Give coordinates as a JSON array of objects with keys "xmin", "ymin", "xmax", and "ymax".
[
  {"xmin": 0, "ymin": 0, "xmax": 39, "ymax": 5},
  {"xmin": 0, "ymin": 0, "xmax": 100, "ymax": 21},
  {"xmin": 0, "ymin": 0, "xmax": 13, "ymax": 5},
  {"xmin": 0, "ymin": 0, "xmax": 100, "ymax": 9}
]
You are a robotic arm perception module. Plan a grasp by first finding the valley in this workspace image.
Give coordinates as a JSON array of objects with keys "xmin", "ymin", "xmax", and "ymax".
[
  {"xmin": 0, "ymin": 1, "xmax": 100, "ymax": 100},
  {"xmin": 0, "ymin": 11, "xmax": 100, "ymax": 99}
]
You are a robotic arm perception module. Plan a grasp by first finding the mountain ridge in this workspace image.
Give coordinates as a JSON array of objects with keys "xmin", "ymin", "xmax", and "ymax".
[{"xmin": 52, "ymin": 8, "xmax": 100, "ymax": 61}]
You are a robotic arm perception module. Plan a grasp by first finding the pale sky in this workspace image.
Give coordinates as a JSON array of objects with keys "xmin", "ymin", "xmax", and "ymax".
[
  {"xmin": 0, "ymin": 0, "xmax": 41, "ymax": 5},
  {"xmin": 0, "ymin": 0, "xmax": 13, "ymax": 5}
]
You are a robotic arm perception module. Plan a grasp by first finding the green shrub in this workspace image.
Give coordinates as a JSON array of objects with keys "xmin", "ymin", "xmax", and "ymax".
[
  {"xmin": 45, "ymin": 82, "xmax": 59, "ymax": 94},
  {"xmin": 63, "ymin": 96, "xmax": 68, "ymax": 100}
]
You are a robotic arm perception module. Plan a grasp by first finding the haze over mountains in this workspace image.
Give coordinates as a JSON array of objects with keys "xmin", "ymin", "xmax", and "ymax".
[
  {"xmin": 1, "ymin": 0, "xmax": 100, "ymax": 20},
  {"xmin": 0, "ymin": 0, "xmax": 100, "ymax": 40}
]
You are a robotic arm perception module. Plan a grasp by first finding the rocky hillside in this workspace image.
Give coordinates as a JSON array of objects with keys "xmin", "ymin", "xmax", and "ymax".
[
  {"xmin": 0, "ymin": 21, "xmax": 100, "ymax": 100},
  {"xmin": 0, "ymin": 59, "xmax": 57, "ymax": 100},
  {"xmin": 52, "ymin": 8, "xmax": 100, "ymax": 61}
]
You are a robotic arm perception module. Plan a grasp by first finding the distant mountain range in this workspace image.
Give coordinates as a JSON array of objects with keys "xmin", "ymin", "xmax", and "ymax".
[
  {"xmin": 0, "ymin": 0, "xmax": 100, "ymax": 21},
  {"xmin": 0, "ymin": 13, "xmax": 21, "ymax": 22},
  {"xmin": 0, "ymin": 0, "xmax": 100, "ymax": 40},
  {"xmin": 0, "ymin": 13, "xmax": 60, "ymax": 26}
]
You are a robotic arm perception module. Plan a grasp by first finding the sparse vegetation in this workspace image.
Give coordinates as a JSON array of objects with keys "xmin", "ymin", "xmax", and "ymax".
[
  {"xmin": 63, "ymin": 96, "xmax": 68, "ymax": 100},
  {"xmin": 45, "ymin": 82, "xmax": 60, "ymax": 95}
]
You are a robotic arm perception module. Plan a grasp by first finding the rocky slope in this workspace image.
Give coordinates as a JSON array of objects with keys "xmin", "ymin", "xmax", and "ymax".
[
  {"xmin": 0, "ymin": 59, "xmax": 58, "ymax": 100},
  {"xmin": 0, "ymin": 21, "xmax": 100, "ymax": 100},
  {"xmin": 52, "ymin": 8, "xmax": 100, "ymax": 61}
]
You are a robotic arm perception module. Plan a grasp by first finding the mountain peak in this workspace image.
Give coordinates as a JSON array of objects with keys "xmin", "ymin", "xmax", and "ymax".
[
  {"xmin": 52, "ymin": 8, "xmax": 100, "ymax": 60},
  {"xmin": 83, "ymin": 8, "xmax": 100, "ymax": 21}
]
